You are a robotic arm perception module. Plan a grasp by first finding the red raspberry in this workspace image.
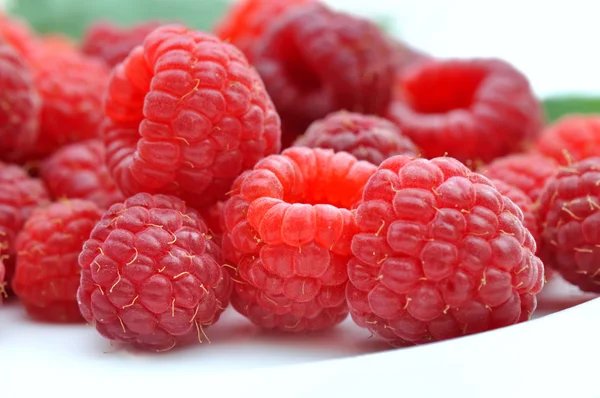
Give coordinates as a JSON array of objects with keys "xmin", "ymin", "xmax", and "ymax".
[
  {"xmin": 386, "ymin": 58, "xmax": 543, "ymax": 164},
  {"xmin": 222, "ymin": 147, "xmax": 376, "ymax": 332},
  {"xmin": 13, "ymin": 199, "xmax": 102, "ymax": 322},
  {"xmin": 77, "ymin": 192, "xmax": 232, "ymax": 351},
  {"xmin": 253, "ymin": 3, "xmax": 396, "ymax": 144},
  {"xmin": 479, "ymin": 153, "xmax": 559, "ymax": 203},
  {"xmin": 0, "ymin": 13, "xmax": 38, "ymax": 58},
  {"xmin": 294, "ymin": 111, "xmax": 419, "ymax": 166},
  {"xmin": 0, "ymin": 162, "xmax": 50, "ymax": 287},
  {"xmin": 39, "ymin": 34, "xmax": 78, "ymax": 52},
  {"xmin": 198, "ymin": 201, "xmax": 225, "ymax": 241},
  {"xmin": 537, "ymin": 157, "xmax": 600, "ymax": 292},
  {"xmin": 81, "ymin": 20, "xmax": 163, "ymax": 68},
  {"xmin": 347, "ymin": 156, "xmax": 543, "ymax": 346},
  {"xmin": 534, "ymin": 115, "xmax": 600, "ymax": 165},
  {"xmin": 0, "ymin": 41, "xmax": 40, "ymax": 161},
  {"xmin": 104, "ymin": 24, "xmax": 281, "ymax": 209},
  {"xmin": 41, "ymin": 140, "xmax": 124, "ymax": 209},
  {"xmin": 24, "ymin": 41, "xmax": 109, "ymax": 159},
  {"xmin": 213, "ymin": 0, "xmax": 314, "ymax": 63},
  {"xmin": 490, "ymin": 179, "xmax": 540, "ymax": 251},
  {"xmin": 391, "ymin": 40, "xmax": 430, "ymax": 78}
]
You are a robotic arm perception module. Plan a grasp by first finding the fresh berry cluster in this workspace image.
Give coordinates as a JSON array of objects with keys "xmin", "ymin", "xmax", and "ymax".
[{"xmin": 0, "ymin": 0, "xmax": 595, "ymax": 355}]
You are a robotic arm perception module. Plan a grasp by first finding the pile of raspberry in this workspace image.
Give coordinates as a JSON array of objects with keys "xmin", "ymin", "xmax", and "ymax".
[{"xmin": 0, "ymin": 0, "xmax": 593, "ymax": 354}]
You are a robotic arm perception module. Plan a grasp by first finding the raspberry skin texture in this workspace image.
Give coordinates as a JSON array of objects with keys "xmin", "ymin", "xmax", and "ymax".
[
  {"xmin": 534, "ymin": 115, "xmax": 600, "ymax": 165},
  {"xmin": 213, "ymin": 0, "xmax": 314, "ymax": 63},
  {"xmin": 77, "ymin": 192, "xmax": 232, "ymax": 351},
  {"xmin": 41, "ymin": 140, "xmax": 124, "ymax": 209},
  {"xmin": 479, "ymin": 153, "xmax": 559, "ymax": 203},
  {"xmin": 0, "ymin": 162, "xmax": 50, "ymax": 287},
  {"xmin": 386, "ymin": 58, "xmax": 543, "ymax": 164},
  {"xmin": 13, "ymin": 200, "xmax": 102, "ymax": 322},
  {"xmin": 0, "ymin": 41, "xmax": 40, "ymax": 161},
  {"xmin": 222, "ymin": 147, "xmax": 377, "ymax": 332},
  {"xmin": 0, "ymin": 13, "xmax": 39, "ymax": 58},
  {"xmin": 81, "ymin": 20, "xmax": 163, "ymax": 68},
  {"xmin": 253, "ymin": 3, "xmax": 396, "ymax": 141},
  {"xmin": 347, "ymin": 156, "xmax": 544, "ymax": 346},
  {"xmin": 25, "ymin": 42, "xmax": 109, "ymax": 159},
  {"xmin": 294, "ymin": 111, "xmax": 419, "ymax": 166},
  {"xmin": 537, "ymin": 157, "xmax": 600, "ymax": 292},
  {"xmin": 490, "ymin": 179, "xmax": 540, "ymax": 251},
  {"xmin": 103, "ymin": 24, "xmax": 281, "ymax": 209}
]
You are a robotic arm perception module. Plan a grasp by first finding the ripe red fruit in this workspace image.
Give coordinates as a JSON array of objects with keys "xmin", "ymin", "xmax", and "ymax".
[
  {"xmin": 0, "ymin": 257, "xmax": 6, "ymax": 304},
  {"xmin": 490, "ymin": 179, "xmax": 540, "ymax": 251},
  {"xmin": 41, "ymin": 140, "xmax": 124, "ymax": 209},
  {"xmin": 253, "ymin": 3, "xmax": 396, "ymax": 144},
  {"xmin": 25, "ymin": 41, "xmax": 109, "ymax": 159},
  {"xmin": 213, "ymin": 0, "xmax": 314, "ymax": 63},
  {"xmin": 386, "ymin": 58, "xmax": 543, "ymax": 164},
  {"xmin": 13, "ymin": 199, "xmax": 102, "ymax": 322},
  {"xmin": 222, "ymin": 147, "xmax": 376, "ymax": 332},
  {"xmin": 294, "ymin": 111, "xmax": 419, "ymax": 165},
  {"xmin": 81, "ymin": 20, "xmax": 163, "ymax": 67},
  {"xmin": 0, "ymin": 12, "xmax": 38, "ymax": 58},
  {"xmin": 479, "ymin": 153, "xmax": 559, "ymax": 203},
  {"xmin": 0, "ymin": 41, "xmax": 40, "ymax": 162},
  {"xmin": 537, "ymin": 157, "xmax": 600, "ymax": 292},
  {"xmin": 0, "ymin": 162, "xmax": 50, "ymax": 287},
  {"xmin": 347, "ymin": 156, "xmax": 544, "ymax": 346},
  {"xmin": 77, "ymin": 193, "xmax": 232, "ymax": 351},
  {"xmin": 104, "ymin": 24, "xmax": 281, "ymax": 209},
  {"xmin": 534, "ymin": 115, "xmax": 600, "ymax": 165}
]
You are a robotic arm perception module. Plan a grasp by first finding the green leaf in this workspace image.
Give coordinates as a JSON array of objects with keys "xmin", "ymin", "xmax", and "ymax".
[
  {"xmin": 9, "ymin": 0, "xmax": 229, "ymax": 39},
  {"xmin": 543, "ymin": 96, "xmax": 600, "ymax": 123}
]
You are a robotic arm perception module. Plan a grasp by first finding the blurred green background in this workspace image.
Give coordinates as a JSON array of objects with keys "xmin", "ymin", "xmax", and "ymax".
[{"xmin": 8, "ymin": 0, "xmax": 600, "ymax": 122}]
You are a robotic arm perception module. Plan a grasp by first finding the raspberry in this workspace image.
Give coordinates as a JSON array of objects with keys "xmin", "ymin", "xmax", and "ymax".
[
  {"xmin": 0, "ymin": 13, "xmax": 38, "ymax": 58},
  {"xmin": 13, "ymin": 199, "xmax": 102, "ymax": 322},
  {"xmin": 386, "ymin": 58, "xmax": 543, "ymax": 164},
  {"xmin": 198, "ymin": 201, "xmax": 225, "ymax": 241},
  {"xmin": 534, "ymin": 115, "xmax": 600, "ymax": 165},
  {"xmin": 77, "ymin": 192, "xmax": 232, "ymax": 351},
  {"xmin": 490, "ymin": 179, "xmax": 540, "ymax": 251},
  {"xmin": 347, "ymin": 156, "xmax": 543, "ymax": 346},
  {"xmin": 222, "ymin": 147, "xmax": 376, "ymax": 332},
  {"xmin": 81, "ymin": 20, "xmax": 163, "ymax": 68},
  {"xmin": 391, "ymin": 40, "xmax": 430, "ymax": 78},
  {"xmin": 41, "ymin": 140, "xmax": 124, "ymax": 209},
  {"xmin": 253, "ymin": 3, "xmax": 396, "ymax": 144},
  {"xmin": 479, "ymin": 153, "xmax": 559, "ymax": 203},
  {"xmin": 294, "ymin": 111, "xmax": 419, "ymax": 166},
  {"xmin": 0, "ymin": 162, "xmax": 49, "ymax": 287},
  {"xmin": 25, "ymin": 41, "xmax": 109, "ymax": 159},
  {"xmin": 213, "ymin": 0, "xmax": 314, "ymax": 63},
  {"xmin": 0, "ymin": 40, "xmax": 40, "ymax": 162},
  {"xmin": 104, "ymin": 24, "xmax": 281, "ymax": 209},
  {"xmin": 537, "ymin": 157, "xmax": 600, "ymax": 292}
]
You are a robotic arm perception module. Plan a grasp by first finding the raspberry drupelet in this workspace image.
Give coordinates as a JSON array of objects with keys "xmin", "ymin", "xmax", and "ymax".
[
  {"xmin": 81, "ymin": 20, "xmax": 163, "ymax": 68},
  {"xmin": 41, "ymin": 140, "xmax": 124, "ymax": 209},
  {"xmin": 479, "ymin": 153, "xmax": 559, "ymax": 203},
  {"xmin": 386, "ymin": 58, "xmax": 543, "ymax": 164},
  {"xmin": 0, "ymin": 12, "xmax": 39, "ymax": 58},
  {"xmin": 537, "ymin": 157, "xmax": 600, "ymax": 292},
  {"xmin": 213, "ymin": 0, "xmax": 314, "ymax": 63},
  {"xmin": 253, "ymin": 2, "xmax": 396, "ymax": 144},
  {"xmin": 294, "ymin": 111, "xmax": 419, "ymax": 166},
  {"xmin": 534, "ymin": 115, "xmax": 600, "ymax": 165},
  {"xmin": 347, "ymin": 156, "xmax": 544, "ymax": 346},
  {"xmin": 103, "ymin": 24, "xmax": 281, "ymax": 209},
  {"xmin": 77, "ymin": 193, "xmax": 232, "ymax": 351},
  {"xmin": 0, "ymin": 257, "xmax": 6, "ymax": 304},
  {"xmin": 222, "ymin": 147, "xmax": 377, "ymax": 332},
  {"xmin": 0, "ymin": 40, "xmax": 40, "ymax": 162},
  {"xmin": 13, "ymin": 199, "xmax": 103, "ymax": 322},
  {"xmin": 0, "ymin": 162, "xmax": 50, "ymax": 288}
]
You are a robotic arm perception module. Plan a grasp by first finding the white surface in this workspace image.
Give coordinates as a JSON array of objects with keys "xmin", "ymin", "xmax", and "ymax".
[{"xmin": 1, "ymin": 277, "xmax": 599, "ymax": 397}]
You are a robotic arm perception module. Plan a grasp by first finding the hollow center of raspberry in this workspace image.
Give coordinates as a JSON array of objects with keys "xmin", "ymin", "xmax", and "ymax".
[{"xmin": 405, "ymin": 68, "xmax": 486, "ymax": 114}]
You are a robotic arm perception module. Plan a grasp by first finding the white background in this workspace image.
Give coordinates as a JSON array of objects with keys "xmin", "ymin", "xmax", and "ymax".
[{"xmin": 3, "ymin": 1, "xmax": 600, "ymax": 397}]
